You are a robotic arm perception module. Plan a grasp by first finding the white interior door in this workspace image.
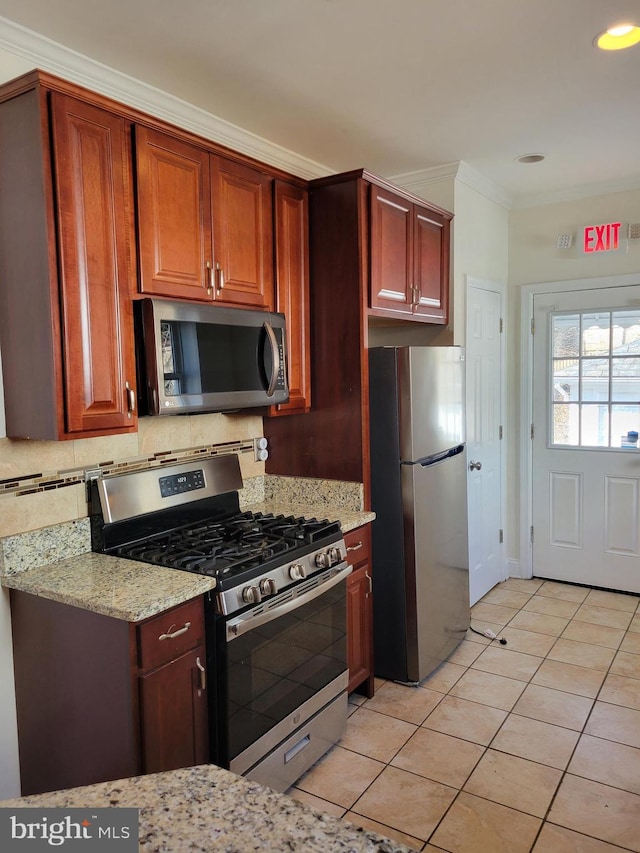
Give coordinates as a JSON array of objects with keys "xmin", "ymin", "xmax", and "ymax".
[
  {"xmin": 532, "ymin": 285, "xmax": 640, "ymax": 593},
  {"xmin": 466, "ymin": 280, "xmax": 505, "ymax": 604}
]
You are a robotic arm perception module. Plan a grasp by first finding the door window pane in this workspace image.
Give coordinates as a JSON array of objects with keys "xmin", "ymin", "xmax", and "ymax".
[{"xmin": 550, "ymin": 309, "xmax": 640, "ymax": 448}]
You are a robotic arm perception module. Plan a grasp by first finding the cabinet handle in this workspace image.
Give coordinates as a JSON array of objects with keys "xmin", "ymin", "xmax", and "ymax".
[
  {"xmin": 158, "ymin": 621, "xmax": 191, "ymax": 641},
  {"xmin": 347, "ymin": 542, "xmax": 363, "ymax": 552},
  {"xmin": 365, "ymin": 570, "xmax": 372, "ymax": 597},
  {"xmin": 216, "ymin": 262, "xmax": 225, "ymax": 292},
  {"xmin": 196, "ymin": 656, "xmax": 206, "ymax": 692},
  {"xmin": 206, "ymin": 261, "xmax": 214, "ymax": 296},
  {"xmin": 125, "ymin": 381, "xmax": 135, "ymax": 417}
]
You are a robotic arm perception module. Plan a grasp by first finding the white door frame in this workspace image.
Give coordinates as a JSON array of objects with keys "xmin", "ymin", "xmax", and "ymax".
[
  {"xmin": 465, "ymin": 275, "xmax": 508, "ymax": 591},
  {"xmin": 519, "ymin": 272, "xmax": 640, "ymax": 578}
]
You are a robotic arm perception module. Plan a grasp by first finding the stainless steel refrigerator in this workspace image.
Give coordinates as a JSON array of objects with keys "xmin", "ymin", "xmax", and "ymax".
[{"xmin": 369, "ymin": 346, "xmax": 470, "ymax": 683}]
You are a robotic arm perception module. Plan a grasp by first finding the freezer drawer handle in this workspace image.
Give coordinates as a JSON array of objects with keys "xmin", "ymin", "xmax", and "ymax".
[{"xmin": 469, "ymin": 460, "xmax": 482, "ymax": 471}]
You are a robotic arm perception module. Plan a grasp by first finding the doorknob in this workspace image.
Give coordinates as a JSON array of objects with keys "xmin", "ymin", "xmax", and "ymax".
[{"xmin": 469, "ymin": 460, "xmax": 482, "ymax": 471}]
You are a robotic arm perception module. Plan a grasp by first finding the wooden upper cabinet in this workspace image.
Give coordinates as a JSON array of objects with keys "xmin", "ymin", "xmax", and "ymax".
[
  {"xmin": 51, "ymin": 94, "xmax": 138, "ymax": 434},
  {"xmin": 269, "ymin": 180, "xmax": 311, "ymax": 415},
  {"xmin": 0, "ymin": 85, "xmax": 137, "ymax": 440},
  {"xmin": 370, "ymin": 186, "xmax": 412, "ymax": 312},
  {"xmin": 135, "ymin": 126, "xmax": 213, "ymax": 301},
  {"xmin": 369, "ymin": 183, "xmax": 451, "ymax": 324},
  {"xmin": 135, "ymin": 128, "xmax": 274, "ymax": 309},
  {"xmin": 210, "ymin": 155, "xmax": 274, "ymax": 309}
]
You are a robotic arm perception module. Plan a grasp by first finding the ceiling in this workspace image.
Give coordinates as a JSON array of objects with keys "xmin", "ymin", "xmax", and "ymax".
[{"xmin": 0, "ymin": 0, "xmax": 639, "ymax": 206}]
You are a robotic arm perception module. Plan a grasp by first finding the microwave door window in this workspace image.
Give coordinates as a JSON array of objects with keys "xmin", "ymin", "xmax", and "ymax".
[{"xmin": 196, "ymin": 323, "xmax": 263, "ymax": 394}]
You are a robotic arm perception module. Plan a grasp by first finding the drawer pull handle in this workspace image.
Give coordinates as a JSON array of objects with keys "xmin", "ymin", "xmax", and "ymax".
[
  {"xmin": 158, "ymin": 621, "xmax": 191, "ymax": 641},
  {"xmin": 196, "ymin": 656, "xmax": 206, "ymax": 692},
  {"xmin": 347, "ymin": 542, "xmax": 363, "ymax": 552},
  {"xmin": 365, "ymin": 570, "xmax": 372, "ymax": 597}
]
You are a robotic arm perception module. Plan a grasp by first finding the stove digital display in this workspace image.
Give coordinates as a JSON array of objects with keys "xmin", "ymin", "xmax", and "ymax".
[{"xmin": 159, "ymin": 469, "xmax": 205, "ymax": 498}]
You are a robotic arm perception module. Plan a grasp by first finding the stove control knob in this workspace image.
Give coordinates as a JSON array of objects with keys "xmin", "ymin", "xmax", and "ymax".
[
  {"xmin": 289, "ymin": 563, "xmax": 307, "ymax": 580},
  {"xmin": 327, "ymin": 546, "xmax": 343, "ymax": 565},
  {"xmin": 242, "ymin": 585, "xmax": 261, "ymax": 604},
  {"xmin": 315, "ymin": 551, "xmax": 331, "ymax": 569},
  {"xmin": 259, "ymin": 577, "xmax": 277, "ymax": 596}
]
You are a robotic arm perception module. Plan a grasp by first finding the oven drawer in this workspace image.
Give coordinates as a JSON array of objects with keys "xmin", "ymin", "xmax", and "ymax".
[{"xmin": 137, "ymin": 597, "xmax": 205, "ymax": 671}]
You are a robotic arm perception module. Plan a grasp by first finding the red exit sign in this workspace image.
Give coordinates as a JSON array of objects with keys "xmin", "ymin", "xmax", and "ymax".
[{"xmin": 582, "ymin": 222, "xmax": 623, "ymax": 253}]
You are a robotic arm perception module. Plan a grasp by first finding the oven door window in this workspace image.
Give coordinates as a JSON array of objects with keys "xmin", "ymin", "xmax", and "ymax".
[{"xmin": 225, "ymin": 580, "xmax": 347, "ymax": 762}]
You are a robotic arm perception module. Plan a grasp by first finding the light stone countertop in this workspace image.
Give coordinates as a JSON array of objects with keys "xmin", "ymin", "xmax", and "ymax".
[
  {"xmin": 0, "ymin": 507, "xmax": 374, "ymax": 622},
  {"xmin": 0, "ymin": 765, "xmax": 411, "ymax": 853},
  {"xmin": 0, "ymin": 552, "xmax": 216, "ymax": 622}
]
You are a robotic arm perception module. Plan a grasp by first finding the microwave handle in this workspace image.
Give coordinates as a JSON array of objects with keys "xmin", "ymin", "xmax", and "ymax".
[{"xmin": 263, "ymin": 320, "xmax": 280, "ymax": 397}]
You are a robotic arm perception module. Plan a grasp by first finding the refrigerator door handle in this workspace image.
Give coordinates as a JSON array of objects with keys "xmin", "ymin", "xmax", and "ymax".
[{"xmin": 407, "ymin": 443, "xmax": 465, "ymax": 468}]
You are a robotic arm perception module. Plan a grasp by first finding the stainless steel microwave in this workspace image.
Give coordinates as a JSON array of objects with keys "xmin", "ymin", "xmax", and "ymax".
[{"xmin": 137, "ymin": 298, "xmax": 289, "ymax": 415}]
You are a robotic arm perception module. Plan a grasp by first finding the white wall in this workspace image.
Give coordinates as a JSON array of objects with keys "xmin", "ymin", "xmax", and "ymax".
[{"xmin": 508, "ymin": 188, "xmax": 640, "ymax": 567}]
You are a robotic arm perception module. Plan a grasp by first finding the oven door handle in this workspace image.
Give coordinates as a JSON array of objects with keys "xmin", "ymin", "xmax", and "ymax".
[{"xmin": 226, "ymin": 563, "xmax": 352, "ymax": 641}]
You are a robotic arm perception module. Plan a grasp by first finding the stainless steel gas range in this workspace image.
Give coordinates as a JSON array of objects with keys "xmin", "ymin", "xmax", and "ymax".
[{"xmin": 90, "ymin": 454, "xmax": 351, "ymax": 792}]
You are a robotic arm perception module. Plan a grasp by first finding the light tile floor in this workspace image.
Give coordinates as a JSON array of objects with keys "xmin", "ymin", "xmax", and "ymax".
[{"xmin": 288, "ymin": 578, "xmax": 640, "ymax": 852}]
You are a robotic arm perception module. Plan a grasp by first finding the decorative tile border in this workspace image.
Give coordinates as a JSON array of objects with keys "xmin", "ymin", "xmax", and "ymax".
[{"xmin": 0, "ymin": 439, "xmax": 257, "ymax": 500}]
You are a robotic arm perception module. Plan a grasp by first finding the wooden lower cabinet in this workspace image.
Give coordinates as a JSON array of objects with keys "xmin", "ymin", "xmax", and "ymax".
[
  {"xmin": 10, "ymin": 592, "xmax": 208, "ymax": 795},
  {"xmin": 345, "ymin": 525, "xmax": 374, "ymax": 697}
]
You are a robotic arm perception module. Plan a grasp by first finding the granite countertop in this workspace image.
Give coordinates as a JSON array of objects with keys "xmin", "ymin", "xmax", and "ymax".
[
  {"xmin": 0, "ymin": 765, "xmax": 411, "ymax": 853},
  {"xmin": 0, "ymin": 502, "xmax": 374, "ymax": 622},
  {"xmin": 0, "ymin": 553, "xmax": 217, "ymax": 622}
]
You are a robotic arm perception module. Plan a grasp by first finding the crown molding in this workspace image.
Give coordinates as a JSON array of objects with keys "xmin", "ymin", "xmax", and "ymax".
[
  {"xmin": 391, "ymin": 161, "xmax": 513, "ymax": 209},
  {"xmin": 0, "ymin": 16, "xmax": 334, "ymax": 180}
]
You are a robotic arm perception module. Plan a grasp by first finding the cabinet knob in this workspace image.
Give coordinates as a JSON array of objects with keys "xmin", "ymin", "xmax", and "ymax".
[
  {"xmin": 216, "ymin": 262, "xmax": 225, "ymax": 292},
  {"xmin": 365, "ymin": 570, "xmax": 372, "ymax": 596},
  {"xmin": 347, "ymin": 542, "xmax": 363, "ymax": 552}
]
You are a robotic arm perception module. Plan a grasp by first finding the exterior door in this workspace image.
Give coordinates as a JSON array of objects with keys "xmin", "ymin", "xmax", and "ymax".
[
  {"xmin": 466, "ymin": 280, "xmax": 505, "ymax": 604},
  {"xmin": 532, "ymin": 285, "xmax": 640, "ymax": 593}
]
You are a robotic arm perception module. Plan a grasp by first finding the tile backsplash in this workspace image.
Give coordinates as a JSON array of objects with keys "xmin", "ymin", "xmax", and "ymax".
[{"xmin": 0, "ymin": 412, "xmax": 265, "ymax": 538}]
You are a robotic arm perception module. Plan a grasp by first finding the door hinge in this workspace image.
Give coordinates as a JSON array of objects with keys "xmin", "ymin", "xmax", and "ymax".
[
  {"xmin": 531, "ymin": 318, "xmax": 535, "ymax": 335},
  {"xmin": 499, "ymin": 425, "xmax": 503, "ymax": 440},
  {"xmin": 530, "ymin": 525, "xmax": 534, "ymax": 544},
  {"xmin": 499, "ymin": 529, "xmax": 504, "ymax": 544},
  {"xmin": 531, "ymin": 423, "xmax": 535, "ymax": 440},
  {"xmin": 499, "ymin": 317, "xmax": 504, "ymax": 333}
]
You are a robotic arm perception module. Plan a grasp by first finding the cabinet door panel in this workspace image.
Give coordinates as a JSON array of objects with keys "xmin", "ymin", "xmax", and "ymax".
[
  {"xmin": 345, "ymin": 526, "xmax": 374, "ymax": 697},
  {"xmin": 211, "ymin": 156, "xmax": 274, "ymax": 309},
  {"xmin": 370, "ymin": 185, "xmax": 412, "ymax": 314},
  {"xmin": 51, "ymin": 94, "xmax": 137, "ymax": 433},
  {"xmin": 270, "ymin": 180, "xmax": 311, "ymax": 415},
  {"xmin": 140, "ymin": 646, "xmax": 209, "ymax": 774},
  {"xmin": 136, "ymin": 126, "xmax": 212, "ymax": 300},
  {"xmin": 414, "ymin": 206, "xmax": 449, "ymax": 323}
]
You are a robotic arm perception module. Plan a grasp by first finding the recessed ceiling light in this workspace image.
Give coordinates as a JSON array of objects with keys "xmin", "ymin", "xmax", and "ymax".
[
  {"xmin": 595, "ymin": 23, "xmax": 640, "ymax": 50},
  {"xmin": 515, "ymin": 154, "xmax": 545, "ymax": 164}
]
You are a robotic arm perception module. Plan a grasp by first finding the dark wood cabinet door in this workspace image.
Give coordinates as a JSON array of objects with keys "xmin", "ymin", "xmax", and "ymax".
[
  {"xmin": 135, "ymin": 126, "xmax": 213, "ymax": 301},
  {"xmin": 211, "ymin": 155, "xmax": 274, "ymax": 309},
  {"xmin": 345, "ymin": 526, "xmax": 374, "ymax": 697},
  {"xmin": 270, "ymin": 180, "xmax": 311, "ymax": 415},
  {"xmin": 140, "ymin": 645, "xmax": 209, "ymax": 774},
  {"xmin": 413, "ymin": 204, "xmax": 450, "ymax": 323},
  {"xmin": 51, "ymin": 93, "xmax": 137, "ymax": 433},
  {"xmin": 369, "ymin": 184, "xmax": 412, "ymax": 315}
]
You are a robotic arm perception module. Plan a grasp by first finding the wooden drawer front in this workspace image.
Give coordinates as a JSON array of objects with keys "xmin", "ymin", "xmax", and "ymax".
[
  {"xmin": 344, "ymin": 525, "xmax": 371, "ymax": 572},
  {"xmin": 138, "ymin": 598, "xmax": 205, "ymax": 672}
]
